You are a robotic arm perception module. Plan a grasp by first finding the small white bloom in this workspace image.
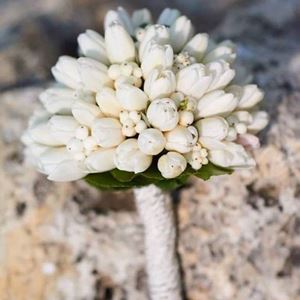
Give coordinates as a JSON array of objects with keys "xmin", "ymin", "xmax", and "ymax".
[
  {"xmin": 122, "ymin": 126, "xmax": 136, "ymax": 137},
  {"xmin": 165, "ymin": 125, "xmax": 198, "ymax": 153},
  {"xmin": 158, "ymin": 152, "xmax": 187, "ymax": 179},
  {"xmin": 195, "ymin": 90, "xmax": 238, "ymax": 118},
  {"xmin": 105, "ymin": 22, "xmax": 136, "ymax": 63},
  {"xmin": 96, "ymin": 87, "xmax": 123, "ymax": 117},
  {"xmin": 203, "ymin": 40, "xmax": 236, "ymax": 64},
  {"xmin": 139, "ymin": 24, "xmax": 170, "ymax": 60},
  {"xmin": 116, "ymin": 84, "xmax": 149, "ymax": 111},
  {"xmin": 66, "ymin": 138, "xmax": 84, "ymax": 153},
  {"xmin": 78, "ymin": 29, "xmax": 109, "ymax": 65},
  {"xmin": 179, "ymin": 111, "xmax": 194, "ymax": 126},
  {"xmin": 72, "ymin": 100, "xmax": 103, "ymax": 126},
  {"xmin": 75, "ymin": 125, "xmax": 89, "ymax": 140},
  {"xmin": 135, "ymin": 120, "xmax": 148, "ymax": 133},
  {"xmin": 132, "ymin": 8, "xmax": 152, "ymax": 28},
  {"xmin": 195, "ymin": 117, "xmax": 229, "ymax": 140},
  {"xmin": 85, "ymin": 148, "xmax": 116, "ymax": 172},
  {"xmin": 157, "ymin": 8, "xmax": 181, "ymax": 27},
  {"xmin": 176, "ymin": 64, "xmax": 212, "ymax": 99},
  {"xmin": 247, "ymin": 111, "xmax": 269, "ymax": 133},
  {"xmin": 206, "ymin": 60, "xmax": 235, "ymax": 92},
  {"xmin": 39, "ymin": 87, "xmax": 76, "ymax": 114},
  {"xmin": 129, "ymin": 111, "xmax": 142, "ymax": 123},
  {"xmin": 169, "ymin": 16, "xmax": 194, "ymax": 53},
  {"xmin": 182, "ymin": 33, "xmax": 209, "ymax": 62},
  {"xmin": 147, "ymin": 98, "xmax": 179, "ymax": 131},
  {"xmin": 226, "ymin": 84, "xmax": 264, "ymax": 109},
  {"xmin": 141, "ymin": 42, "xmax": 173, "ymax": 78},
  {"xmin": 138, "ymin": 128, "xmax": 166, "ymax": 155},
  {"xmin": 114, "ymin": 139, "xmax": 152, "ymax": 173},
  {"xmin": 91, "ymin": 118, "xmax": 125, "ymax": 148},
  {"xmin": 144, "ymin": 69, "xmax": 176, "ymax": 100}
]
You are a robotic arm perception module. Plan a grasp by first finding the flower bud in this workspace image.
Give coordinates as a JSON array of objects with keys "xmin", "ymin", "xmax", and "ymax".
[
  {"xmin": 135, "ymin": 120, "xmax": 147, "ymax": 133},
  {"xmin": 116, "ymin": 84, "xmax": 149, "ymax": 111},
  {"xmin": 141, "ymin": 42, "xmax": 173, "ymax": 78},
  {"xmin": 85, "ymin": 148, "xmax": 116, "ymax": 172},
  {"xmin": 236, "ymin": 134, "xmax": 260, "ymax": 150},
  {"xmin": 91, "ymin": 118, "xmax": 125, "ymax": 148},
  {"xmin": 195, "ymin": 117, "xmax": 229, "ymax": 140},
  {"xmin": 51, "ymin": 56, "xmax": 81, "ymax": 90},
  {"xmin": 207, "ymin": 141, "xmax": 256, "ymax": 168},
  {"xmin": 114, "ymin": 139, "xmax": 152, "ymax": 173},
  {"xmin": 147, "ymin": 98, "xmax": 179, "ymax": 131},
  {"xmin": 132, "ymin": 8, "xmax": 152, "ymax": 28},
  {"xmin": 247, "ymin": 111, "xmax": 269, "ymax": 133},
  {"xmin": 144, "ymin": 69, "xmax": 176, "ymax": 100},
  {"xmin": 170, "ymin": 16, "xmax": 194, "ymax": 53},
  {"xmin": 203, "ymin": 40, "xmax": 236, "ymax": 64},
  {"xmin": 157, "ymin": 8, "xmax": 180, "ymax": 26},
  {"xmin": 165, "ymin": 125, "xmax": 198, "ymax": 153},
  {"xmin": 179, "ymin": 111, "xmax": 194, "ymax": 126},
  {"xmin": 227, "ymin": 84, "xmax": 264, "ymax": 109},
  {"xmin": 72, "ymin": 100, "xmax": 103, "ymax": 126},
  {"xmin": 158, "ymin": 152, "xmax": 187, "ymax": 179},
  {"xmin": 195, "ymin": 90, "xmax": 238, "ymax": 118},
  {"xmin": 183, "ymin": 33, "xmax": 209, "ymax": 62},
  {"xmin": 96, "ymin": 87, "xmax": 123, "ymax": 117},
  {"xmin": 138, "ymin": 128, "xmax": 166, "ymax": 155},
  {"xmin": 78, "ymin": 30, "xmax": 109, "ymax": 65},
  {"xmin": 206, "ymin": 60, "xmax": 235, "ymax": 92},
  {"xmin": 139, "ymin": 25, "xmax": 170, "ymax": 60},
  {"xmin": 176, "ymin": 64, "xmax": 212, "ymax": 99},
  {"xmin": 39, "ymin": 87, "xmax": 76, "ymax": 114},
  {"xmin": 105, "ymin": 22, "xmax": 136, "ymax": 63}
]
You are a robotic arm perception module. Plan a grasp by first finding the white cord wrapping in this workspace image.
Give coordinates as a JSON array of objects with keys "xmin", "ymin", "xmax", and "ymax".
[{"xmin": 134, "ymin": 185, "xmax": 182, "ymax": 300}]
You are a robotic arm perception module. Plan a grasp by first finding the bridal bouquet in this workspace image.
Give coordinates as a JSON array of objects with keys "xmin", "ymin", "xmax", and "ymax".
[{"xmin": 22, "ymin": 7, "xmax": 268, "ymax": 189}]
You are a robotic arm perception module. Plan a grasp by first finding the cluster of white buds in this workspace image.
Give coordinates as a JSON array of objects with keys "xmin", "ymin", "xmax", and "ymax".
[{"xmin": 22, "ymin": 7, "xmax": 268, "ymax": 182}]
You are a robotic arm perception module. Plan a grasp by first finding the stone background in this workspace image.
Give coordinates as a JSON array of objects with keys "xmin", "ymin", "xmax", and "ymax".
[{"xmin": 1, "ymin": 0, "xmax": 300, "ymax": 299}]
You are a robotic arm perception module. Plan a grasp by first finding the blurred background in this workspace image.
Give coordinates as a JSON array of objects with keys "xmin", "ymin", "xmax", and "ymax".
[{"xmin": 1, "ymin": 0, "xmax": 300, "ymax": 299}]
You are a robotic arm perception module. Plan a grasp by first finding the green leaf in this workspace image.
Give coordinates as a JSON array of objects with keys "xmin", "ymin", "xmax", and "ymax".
[
  {"xmin": 111, "ymin": 169, "xmax": 136, "ymax": 182},
  {"xmin": 193, "ymin": 163, "xmax": 233, "ymax": 180}
]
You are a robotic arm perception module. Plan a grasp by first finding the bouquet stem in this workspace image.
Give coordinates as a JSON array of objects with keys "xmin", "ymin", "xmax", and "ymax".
[{"xmin": 134, "ymin": 185, "xmax": 182, "ymax": 300}]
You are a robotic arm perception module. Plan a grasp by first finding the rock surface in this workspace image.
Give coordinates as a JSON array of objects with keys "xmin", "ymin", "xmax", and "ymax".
[{"xmin": 1, "ymin": 0, "xmax": 300, "ymax": 299}]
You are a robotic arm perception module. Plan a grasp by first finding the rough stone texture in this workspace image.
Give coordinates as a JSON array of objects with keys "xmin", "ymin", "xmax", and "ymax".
[{"xmin": 1, "ymin": 0, "xmax": 300, "ymax": 299}]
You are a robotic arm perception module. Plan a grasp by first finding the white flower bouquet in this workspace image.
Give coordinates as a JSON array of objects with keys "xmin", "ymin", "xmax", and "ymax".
[{"xmin": 22, "ymin": 7, "xmax": 268, "ymax": 190}]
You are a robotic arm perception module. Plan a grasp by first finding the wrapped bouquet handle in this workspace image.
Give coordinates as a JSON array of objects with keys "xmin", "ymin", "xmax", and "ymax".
[{"xmin": 22, "ymin": 6, "xmax": 268, "ymax": 299}]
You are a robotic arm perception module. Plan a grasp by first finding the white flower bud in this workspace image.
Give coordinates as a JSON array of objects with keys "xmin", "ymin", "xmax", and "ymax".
[
  {"xmin": 179, "ymin": 111, "xmax": 194, "ymax": 126},
  {"xmin": 235, "ymin": 122, "xmax": 247, "ymax": 134},
  {"xmin": 139, "ymin": 25, "xmax": 170, "ymax": 60},
  {"xmin": 48, "ymin": 115, "xmax": 79, "ymax": 144},
  {"xmin": 135, "ymin": 120, "xmax": 147, "ymax": 133},
  {"xmin": 119, "ymin": 110, "xmax": 130, "ymax": 123},
  {"xmin": 85, "ymin": 148, "xmax": 116, "ymax": 173},
  {"xmin": 108, "ymin": 64, "xmax": 121, "ymax": 80},
  {"xmin": 132, "ymin": 8, "xmax": 152, "ymax": 28},
  {"xmin": 206, "ymin": 60, "xmax": 235, "ymax": 92},
  {"xmin": 158, "ymin": 152, "xmax": 187, "ymax": 179},
  {"xmin": 203, "ymin": 40, "xmax": 236, "ymax": 64},
  {"xmin": 122, "ymin": 126, "xmax": 136, "ymax": 137},
  {"xmin": 236, "ymin": 134, "xmax": 260, "ymax": 150},
  {"xmin": 105, "ymin": 22, "xmax": 136, "ymax": 64},
  {"xmin": 157, "ymin": 8, "xmax": 181, "ymax": 26},
  {"xmin": 195, "ymin": 117, "xmax": 229, "ymax": 140},
  {"xmin": 195, "ymin": 90, "xmax": 238, "ymax": 118},
  {"xmin": 138, "ymin": 128, "xmax": 166, "ymax": 155},
  {"xmin": 165, "ymin": 125, "xmax": 198, "ymax": 153},
  {"xmin": 116, "ymin": 84, "xmax": 149, "ymax": 111},
  {"xmin": 114, "ymin": 139, "xmax": 152, "ymax": 173},
  {"xmin": 67, "ymin": 138, "xmax": 84, "ymax": 153},
  {"xmin": 144, "ymin": 69, "xmax": 176, "ymax": 100},
  {"xmin": 227, "ymin": 84, "xmax": 264, "ymax": 109},
  {"xmin": 182, "ymin": 33, "xmax": 209, "ymax": 62},
  {"xmin": 75, "ymin": 125, "xmax": 89, "ymax": 140},
  {"xmin": 83, "ymin": 136, "xmax": 98, "ymax": 151},
  {"xmin": 129, "ymin": 111, "xmax": 142, "ymax": 123},
  {"xmin": 51, "ymin": 56, "xmax": 81, "ymax": 90},
  {"xmin": 96, "ymin": 87, "xmax": 123, "ymax": 117},
  {"xmin": 91, "ymin": 118, "xmax": 125, "ymax": 148},
  {"xmin": 147, "ymin": 98, "xmax": 179, "ymax": 131},
  {"xmin": 104, "ymin": 7, "xmax": 134, "ymax": 35},
  {"xmin": 170, "ymin": 16, "xmax": 194, "ymax": 53},
  {"xmin": 141, "ymin": 42, "xmax": 173, "ymax": 78},
  {"xmin": 176, "ymin": 64, "xmax": 212, "ymax": 99},
  {"xmin": 247, "ymin": 111, "xmax": 269, "ymax": 133},
  {"xmin": 226, "ymin": 127, "xmax": 237, "ymax": 141},
  {"xmin": 28, "ymin": 122, "xmax": 61, "ymax": 146},
  {"xmin": 72, "ymin": 100, "xmax": 103, "ymax": 126},
  {"xmin": 39, "ymin": 87, "xmax": 75, "ymax": 114},
  {"xmin": 77, "ymin": 30, "xmax": 109, "ymax": 65},
  {"xmin": 208, "ymin": 141, "xmax": 256, "ymax": 168}
]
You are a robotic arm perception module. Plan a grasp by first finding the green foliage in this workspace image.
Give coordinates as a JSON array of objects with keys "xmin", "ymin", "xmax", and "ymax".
[{"xmin": 85, "ymin": 163, "xmax": 233, "ymax": 191}]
